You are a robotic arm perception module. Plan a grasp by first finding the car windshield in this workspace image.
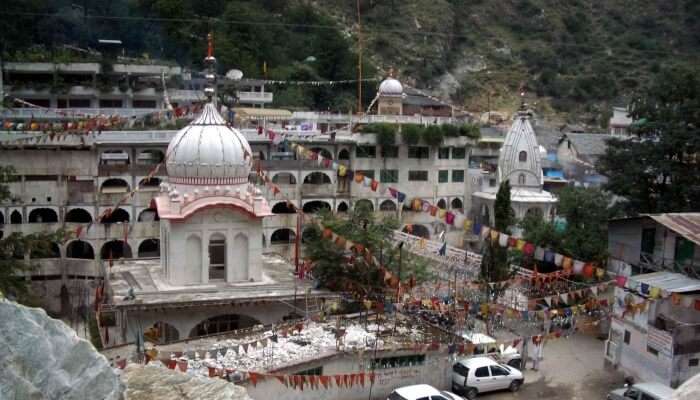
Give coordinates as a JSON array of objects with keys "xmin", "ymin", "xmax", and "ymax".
[{"xmin": 440, "ymin": 391, "xmax": 455, "ymax": 399}]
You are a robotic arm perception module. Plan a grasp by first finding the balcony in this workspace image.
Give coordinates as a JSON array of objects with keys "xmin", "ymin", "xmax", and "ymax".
[
  {"xmin": 237, "ymin": 91, "xmax": 273, "ymax": 103},
  {"xmin": 259, "ymin": 159, "xmax": 334, "ymax": 170},
  {"xmin": 300, "ymin": 184, "xmax": 336, "ymax": 197}
]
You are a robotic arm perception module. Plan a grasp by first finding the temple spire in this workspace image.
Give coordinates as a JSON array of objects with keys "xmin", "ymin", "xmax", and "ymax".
[{"xmin": 204, "ymin": 33, "xmax": 217, "ymax": 103}]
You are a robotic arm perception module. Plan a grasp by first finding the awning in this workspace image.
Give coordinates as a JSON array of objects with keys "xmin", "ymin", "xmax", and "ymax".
[{"xmin": 234, "ymin": 107, "xmax": 292, "ymax": 120}]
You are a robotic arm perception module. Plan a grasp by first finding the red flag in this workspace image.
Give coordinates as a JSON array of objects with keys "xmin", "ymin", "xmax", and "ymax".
[
  {"xmin": 208, "ymin": 366, "xmax": 218, "ymax": 377},
  {"xmin": 116, "ymin": 359, "xmax": 127, "ymax": 369},
  {"xmin": 249, "ymin": 372, "xmax": 260, "ymax": 387},
  {"xmin": 75, "ymin": 225, "xmax": 83, "ymax": 238},
  {"xmin": 167, "ymin": 359, "xmax": 177, "ymax": 369},
  {"xmin": 334, "ymin": 375, "xmax": 343, "ymax": 387},
  {"xmin": 369, "ymin": 373, "xmax": 376, "ymax": 384},
  {"xmin": 320, "ymin": 375, "xmax": 330, "ymax": 389}
]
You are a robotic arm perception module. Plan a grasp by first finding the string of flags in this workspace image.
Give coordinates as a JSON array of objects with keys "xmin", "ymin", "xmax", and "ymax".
[
  {"xmin": 254, "ymin": 77, "xmax": 380, "ymax": 86},
  {"xmin": 615, "ymin": 275, "xmax": 700, "ymax": 313}
]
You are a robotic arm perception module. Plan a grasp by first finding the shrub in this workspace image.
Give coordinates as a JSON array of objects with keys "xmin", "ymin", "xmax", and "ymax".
[
  {"xmin": 401, "ymin": 124, "xmax": 422, "ymax": 145},
  {"xmin": 459, "ymin": 124, "xmax": 481, "ymax": 139},
  {"xmin": 375, "ymin": 124, "xmax": 397, "ymax": 147},
  {"xmin": 422, "ymin": 125, "xmax": 444, "ymax": 146},
  {"xmin": 441, "ymin": 124, "xmax": 460, "ymax": 137}
]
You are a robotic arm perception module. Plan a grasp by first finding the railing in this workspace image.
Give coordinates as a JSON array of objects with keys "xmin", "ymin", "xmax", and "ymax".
[
  {"xmin": 259, "ymin": 159, "xmax": 334, "ymax": 170},
  {"xmin": 237, "ymin": 91, "xmax": 273, "ymax": 103},
  {"xmin": 1, "ymin": 108, "xmax": 160, "ymax": 120},
  {"xmin": 290, "ymin": 111, "xmax": 459, "ymax": 125},
  {"xmin": 1, "ymin": 221, "xmax": 160, "ymax": 241},
  {"xmin": 390, "ymin": 230, "xmax": 481, "ymax": 278}
]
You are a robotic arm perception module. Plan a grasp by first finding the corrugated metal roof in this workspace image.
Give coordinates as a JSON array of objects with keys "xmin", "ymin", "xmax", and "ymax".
[
  {"xmin": 630, "ymin": 271, "xmax": 700, "ymax": 293},
  {"xmin": 646, "ymin": 213, "xmax": 700, "ymax": 246}
]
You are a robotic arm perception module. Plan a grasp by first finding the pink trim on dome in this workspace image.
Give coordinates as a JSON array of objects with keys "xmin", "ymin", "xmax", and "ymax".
[{"xmin": 168, "ymin": 176, "xmax": 249, "ymax": 185}]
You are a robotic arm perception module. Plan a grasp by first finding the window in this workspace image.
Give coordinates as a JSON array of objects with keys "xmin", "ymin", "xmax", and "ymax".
[
  {"xmin": 208, "ymin": 235, "xmax": 226, "ymax": 280},
  {"xmin": 452, "ymin": 170, "xmax": 465, "ymax": 182},
  {"xmin": 57, "ymin": 98, "xmax": 91, "ymax": 108},
  {"xmin": 132, "ymin": 99, "xmax": 157, "ymax": 108},
  {"xmin": 356, "ymin": 145, "xmax": 376, "ymax": 158},
  {"xmin": 623, "ymin": 330, "xmax": 631, "ymax": 344},
  {"xmin": 408, "ymin": 146, "xmax": 430, "ymax": 159},
  {"xmin": 371, "ymin": 354, "xmax": 425, "ymax": 369},
  {"xmin": 647, "ymin": 346, "xmax": 659, "ymax": 356},
  {"xmin": 518, "ymin": 173, "xmax": 526, "ymax": 185},
  {"xmin": 297, "ymin": 366, "xmax": 323, "ymax": 376},
  {"xmin": 357, "ymin": 170, "xmax": 375, "ymax": 179},
  {"xmin": 438, "ymin": 147, "xmax": 450, "ymax": 159},
  {"xmin": 439, "ymin": 170, "xmax": 449, "ymax": 183},
  {"xmin": 690, "ymin": 359, "xmax": 699, "ymax": 367},
  {"xmin": 380, "ymin": 169, "xmax": 399, "ymax": 183},
  {"xmin": 641, "ymin": 228, "xmax": 656, "ymax": 255},
  {"xmin": 489, "ymin": 178, "xmax": 497, "ymax": 187},
  {"xmin": 452, "ymin": 364, "xmax": 469, "ymax": 377},
  {"xmin": 452, "ymin": 147, "xmax": 466, "ymax": 159},
  {"xmin": 381, "ymin": 146, "xmax": 399, "ymax": 158},
  {"xmin": 99, "ymin": 99, "xmax": 123, "ymax": 108},
  {"xmin": 519, "ymin": 151, "xmax": 527, "ymax": 162},
  {"xmin": 408, "ymin": 170, "xmax": 428, "ymax": 181},
  {"xmin": 474, "ymin": 366, "xmax": 490, "ymax": 378},
  {"xmin": 490, "ymin": 365, "xmax": 509, "ymax": 376}
]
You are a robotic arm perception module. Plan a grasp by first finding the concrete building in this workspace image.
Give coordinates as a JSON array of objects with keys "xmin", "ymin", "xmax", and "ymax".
[
  {"xmin": 609, "ymin": 106, "xmax": 633, "ymax": 136},
  {"xmin": 605, "ymin": 213, "xmax": 700, "ymax": 388}
]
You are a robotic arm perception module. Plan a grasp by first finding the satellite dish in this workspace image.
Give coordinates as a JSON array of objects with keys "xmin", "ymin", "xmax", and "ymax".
[{"xmin": 225, "ymin": 69, "xmax": 243, "ymax": 80}]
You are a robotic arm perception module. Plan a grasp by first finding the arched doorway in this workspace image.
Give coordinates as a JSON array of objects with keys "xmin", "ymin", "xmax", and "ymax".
[
  {"xmin": 28, "ymin": 208, "xmax": 58, "ymax": 223},
  {"xmin": 451, "ymin": 198, "xmax": 463, "ymax": 210},
  {"xmin": 145, "ymin": 321, "xmax": 179, "ymax": 344},
  {"xmin": 0, "ymin": 211, "xmax": 4, "ymax": 225},
  {"xmin": 189, "ymin": 314, "xmax": 260, "ymax": 338},
  {"xmin": 100, "ymin": 178, "xmax": 130, "ymax": 194},
  {"xmin": 337, "ymin": 202, "xmax": 349, "ymax": 213},
  {"xmin": 436, "ymin": 198, "xmax": 447, "ymax": 210},
  {"xmin": 271, "ymin": 202, "xmax": 296, "ymax": 214},
  {"xmin": 101, "ymin": 240, "xmax": 132, "ymax": 259},
  {"xmin": 270, "ymin": 229, "xmax": 296, "ymax": 244},
  {"xmin": 208, "ymin": 233, "xmax": 226, "ymax": 280},
  {"xmin": 185, "ymin": 235, "xmax": 202, "ymax": 283},
  {"xmin": 137, "ymin": 208, "xmax": 159, "ymax": 222},
  {"xmin": 101, "ymin": 208, "xmax": 130, "ymax": 224},
  {"xmin": 303, "ymin": 172, "xmax": 332, "ymax": 184},
  {"xmin": 233, "ymin": 233, "xmax": 249, "ymax": 281},
  {"xmin": 66, "ymin": 240, "xmax": 95, "ymax": 259},
  {"xmin": 65, "ymin": 208, "xmax": 92, "ymax": 223},
  {"xmin": 379, "ymin": 200, "xmax": 397, "ymax": 211},
  {"xmin": 338, "ymin": 149, "xmax": 350, "ymax": 160},
  {"xmin": 303, "ymin": 201, "xmax": 331, "ymax": 213},
  {"xmin": 10, "ymin": 210, "xmax": 22, "ymax": 224},
  {"xmin": 138, "ymin": 177, "xmax": 161, "ymax": 190},
  {"xmin": 403, "ymin": 224, "xmax": 430, "ymax": 239},
  {"xmin": 354, "ymin": 199, "xmax": 374, "ymax": 212},
  {"xmin": 272, "ymin": 172, "xmax": 296, "ymax": 185},
  {"xmin": 138, "ymin": 239, "xmax": 160, "ymax": 258}
]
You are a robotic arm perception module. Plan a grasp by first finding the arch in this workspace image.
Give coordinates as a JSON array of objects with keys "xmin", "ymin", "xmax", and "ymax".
[
  {"xmin": 354, "ymin": 199, "xmax": 374, "ymax": 212},
  {"xmin": 271, "ymin": 202, "xmax": 296, "ymax": 214},
  {"xmin": 451, "ymin": 198, "xmax": 463, "ymax": 210},
  {"xmin": 147, "ymin": 321, "xmax": 179, "ymax": 344},
  {"xmin": 303, "ymin": 172, "xmax": 332, "ymax": 185},
  {"xmin": 100, "ymin": 178, "xmax": 130, "ymax": 194},
  {"xmin": 138, "ymin": 177, "xmax": 161, "ymax": 189},
  {"xmin": 208, "ymin": 233, "xmax": 226, "ymax": 281},
  {"xmin": 310, "ymin": 147, "xmax": 333, "ymax": 159},
  {"xmin": 137, "ymin": 208, "xmax": 159, "ymax": 222},
  {"xmin": 10, "ymin": 210, "xmax": 22, "ymax": 224},
  {"xmin": 272, "ymin": 172, "xmax": 296, "ymax": 185},
  {"xmin": 270, "ymin": 228, "xmax": 296, "ymax": 244},
  {"xmin": 101, "ymin": 149, "xmax": 130, "ymax": 164},
  {"xmin": 436, "ymin": 198, "xmax": 447, "ymax": 210},
  {"xmin": 519, "ymin": 151, "xmax": 527, "ymax": 162},
  {"xmin": 30, "ymin": 242, "xmax": 60, "ymax": 259},
  {"xmin": 0, "ymin": 211, "xmax": 4, "ymax": 225},
  {"xmin": 518, "ymin": 173, "xmax": 526, "ymax": 185},
  {"xmin": 189, "ymin": 314, "xmax": 261, "ymax": 338},
  {"xmin": 403, "ymin": 224, "xmax": 430, "ymax": 239},
  {"xmin": 379, "ymin": 199, "xmax": 397, "ymax": 211},
  {"xmin": 66, "ymin": 240, "xmax": 95, "ymax": 259},
  {"xmin": 138, "ymin": 238, "xmax": 160, "ymax": 258},
  {"xmin": 65, "ymin": 208, "xmax": 92, "ymax": 223},
  {"xmin": 101, "ymin": 208, "xmax": 130, "ymax": 224},
  {"xmin": 337, "ymin": 201, "xmax": 349, "ymax": 213},
  {"xmin": 136, "ymin": 149, "xmax": 164, "ymax": 164},
  {"xmin": 303, "ymin": 201, "xmax": 331, "ymax": 213},
  {"xmin": 338, "ymin": 149, "xmax": 350, "ymax": 160},
  {"xmin": 101, "ymin": 240, "xmax": 132, "ymax": 259},
  {"xmin": 233, "ymin": 233, "xmax": 249, "ymax": 281},
  {"xmin": 526, "ymin": 207, "xmax": 544, "ymax": 219},
  {"xmin": 185, "ymin": 235, "xmax": 203, "ymax": 284},
  {"xmin": 28, "ymin": 208, "xmax": 58, "ymax": 223}
]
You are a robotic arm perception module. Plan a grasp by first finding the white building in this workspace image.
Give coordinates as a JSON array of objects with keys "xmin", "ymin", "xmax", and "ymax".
[{"xmin": 472, "ymin": 106, "xmax": 557, "ymax": 231}]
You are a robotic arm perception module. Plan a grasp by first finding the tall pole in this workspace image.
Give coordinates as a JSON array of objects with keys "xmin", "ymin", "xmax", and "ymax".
[{"xmin": 356, "ymin": 0, "xmax": 362, "ymax": 114}]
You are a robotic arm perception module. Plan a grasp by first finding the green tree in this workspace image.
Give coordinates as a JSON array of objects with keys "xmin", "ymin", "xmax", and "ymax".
[
  {"xmin": 304, "ymin": 205, "xmax": 430, "ymax": 296},
  {"xmin": 480, "ymin": 181, "xmax": 514, "ymax": 284},
  {"xmin": 598, "ymin": 66, "xmax": 700, "ymax": 215},
  {"xmin": 0, "ymin": 166, "xmax": 67, "ymax": 302}
]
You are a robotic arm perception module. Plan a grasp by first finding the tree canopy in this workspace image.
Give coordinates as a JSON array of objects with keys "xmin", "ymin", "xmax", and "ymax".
[
  {"xmin": 480, "ymin": 181, "xmax": 514, "ymax": 283},
  {"xmin": 598, "ymin": 65, "xmax": 700, "ymax": 215}
]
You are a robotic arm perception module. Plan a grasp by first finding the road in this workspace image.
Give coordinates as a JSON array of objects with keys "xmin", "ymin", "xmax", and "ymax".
[{"xmin": 482, "ymin": 332, "xmax": 624, "ymax": 400}]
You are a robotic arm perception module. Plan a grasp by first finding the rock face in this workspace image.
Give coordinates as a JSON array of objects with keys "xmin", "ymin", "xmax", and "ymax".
[
  {"xmin": 0, "ymin": 298, "xmax": 124, "ymax": 400},
  {"xmin": 122, "ymin": 364, "xmax": 252, "ymax": 400}
]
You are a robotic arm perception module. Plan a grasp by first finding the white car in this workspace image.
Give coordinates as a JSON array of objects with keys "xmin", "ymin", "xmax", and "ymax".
[
  {"xmin": 451, "ymin": 356, "xmax": 524, "ymax": 399},
  {"xmin": 388, "ymin": 384, "xmax": 465, "ymax": 400}
]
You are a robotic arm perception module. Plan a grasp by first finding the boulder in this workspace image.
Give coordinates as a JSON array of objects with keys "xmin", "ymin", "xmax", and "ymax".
[
  {"xmin": 122, "ymin": 364, "xmax": 253, "ymax": 400},
  {"xmin": 0, "ymin": 298, "xmax": 124, "ymax": 400}
]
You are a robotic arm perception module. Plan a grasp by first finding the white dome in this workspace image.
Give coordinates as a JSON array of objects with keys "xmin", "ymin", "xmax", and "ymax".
[
  {"xmin": 166, "ymin": 102, "xmax": 252, "ymax": 184},
  {"xmin": 378, "ymin": 77, "xmax": 403, "ymax": 96}
]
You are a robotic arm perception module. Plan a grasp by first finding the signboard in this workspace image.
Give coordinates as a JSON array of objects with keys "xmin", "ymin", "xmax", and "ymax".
[{"xmin": 647, "ymin": 326, "xmax": 673, "ymax": 358}]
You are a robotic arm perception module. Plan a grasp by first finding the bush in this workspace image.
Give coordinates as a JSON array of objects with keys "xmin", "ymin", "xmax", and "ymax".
[
  {"xmin": 441, "ymin": 124, "xmax": 460, "ymax": 137},
  {"xmin": 459, "ymin": 124, "xmax": 481, "ymax": 139},
  {"xmin": 375, "ymin": 124, "xmax": 397, "ymax": 147},
  {"xmin": 422, "ymin": 125, "xmax": 444, "ymax": 146},
  {"xmin": 401, "ymin": 124, "xmax": 422, "ymax": 145}
]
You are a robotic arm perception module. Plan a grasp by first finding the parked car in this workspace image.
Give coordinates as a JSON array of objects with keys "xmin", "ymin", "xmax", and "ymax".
[
  {"xmin": 460, "ymin": 332, "xmax": 523, "ymax": 369},
  {"xmin": 387, "ymin": 384, "xmax": 464, "ymax": 400},
  {"xmin": 607, "ymin": 382, "xmax": 674, "ymax": 400},
  {"xmin": 451, "ymin": 356, "xmax": 524, "ymax": 400}
]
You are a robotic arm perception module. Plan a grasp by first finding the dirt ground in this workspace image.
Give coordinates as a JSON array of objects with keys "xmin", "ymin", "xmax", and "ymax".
[{"xmin": 483, "ymin": 332, "xmax": 625, "ymax": 400}]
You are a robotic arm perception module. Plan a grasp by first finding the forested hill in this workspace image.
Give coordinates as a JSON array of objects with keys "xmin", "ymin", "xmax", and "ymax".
[{"xmin": 3, "ymin": 0, "xmax": 700, "ymax": 125}]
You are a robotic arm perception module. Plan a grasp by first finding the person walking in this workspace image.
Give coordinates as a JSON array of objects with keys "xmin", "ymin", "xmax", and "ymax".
[{"xmin": 531, "ymin": 335, "xmax": 544, "ymax": 371}]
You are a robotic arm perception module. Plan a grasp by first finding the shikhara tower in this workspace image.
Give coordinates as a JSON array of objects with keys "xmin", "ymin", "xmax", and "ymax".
[{"xmin": 472, "ymin": 104, "xmax": 557, "ymax": 233}]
